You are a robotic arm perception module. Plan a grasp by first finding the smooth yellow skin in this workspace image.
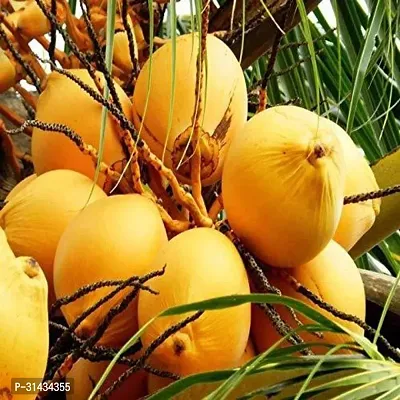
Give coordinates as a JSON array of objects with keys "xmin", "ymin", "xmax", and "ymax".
[
  {"xmin": 31, "ymin": 69, "xmax": 130, "ymax": 188},
  {"xmin": 0, "ymin": 231, "xmax": 49, "ymax": 400},
  {"xmin": 222, "ymin": 105, "xmax": 346, "ymax": 268},
  {"xmin": 251, "ymin": 240, "xmax": 366, "ymax": 356},
  {"xmin": 0, "ymin": 49, "xmax": 16, "ymax": 93},
  {"xmin": 67, "ymin": 358, "xmax": 147, "ymax": 400},
  {"xmin": 0, "ymin": 170, "xmax": 106, "ymax": 306},
  {"xmin": 5, "ymin": 174, "xmax": 37, "ymax": 202},
  {"xmin": 148, "ymin": 336, "xmax": 354, "ymax": 400},
  {"xmin": 138, "ymin": 227, "xmax": 251, "ymax": 377},
  {"xmin": 132, "ymin": 33, "xmax": 248, "ymax": 186},
  {"xmin": 54, "ymin": 194, "xmax": 168, "ymax": 347},
  {"xmin": 329, "ymin": 120, "xmax": 381, "ymax": 250},
  {"xmin": 148, "ymin": 339, "xmax": 256, "ymax": 394}
]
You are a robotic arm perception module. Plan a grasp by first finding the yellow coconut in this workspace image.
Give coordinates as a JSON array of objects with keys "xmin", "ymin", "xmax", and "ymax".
[
  {"xmin": 13, "ymin": 0, "xmax": 67, "ymax": 40},
  {"xmin": 222, "ymin": 105, "xmax": 346, "ymax": 268},
  {"xmin": 0, "ymin": 228, "xmax": 49, "ymax": 400},
  {"xmin": 148, "ymin": 339, "xmax": 256, "ymax": 394},
  {"xmin": 67, "ymin": 358, "xmax": 147, "ymax": 400},
  {"xmin": 112, "ymin": 16, "xmax": 137, "ymax": 75},
  {"xmin": 5, "ymin": 173, "xmax": 37, "ymax": 202},
  {"xmin": 31, "ymin": 69, "xmax": 130, "ymax": 188},
  {"xmin": 0, "ymin": 169, "xmax": 107, "ymax": 306},
  {"xmin": 328, "ymin": 121, "xmax": 381, "ymax": 250},
  {"xmin": 132, "ymin": 33, "xmax": 248, "ymax": 186},
  {"xmin": 147, "ymin": 335, "xmax": 354, "ymax": 400},
  {"xmin": 53, "ymin": 194, "xmax": 168, "ymax": 347},
  {"xmin": 137, "ymin": 227, "xmax": 251, "ymax": 377},
  {"xmin": 0, "ymin": 48, "xmax": 16, "ymax": 93},
  {"xmin": 251, "ymin": 240, "xmax": 366, "ymax": 355}
]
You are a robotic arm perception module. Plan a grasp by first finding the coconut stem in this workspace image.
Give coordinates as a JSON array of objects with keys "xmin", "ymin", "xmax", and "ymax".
[
  {"xmin": 14, "ymin": 83, "xmax": 38, "ymax": 111},
  {"xmin": 37, "ymin": 354, "xmax": 75, "ymax": 400},
  {"xmin": 344, "ymin": 185, "xmax": 400, "ymax": 205},
  {"xmin": 257, "ymin": 0, "xmax": 296, "ymax": 113},
  {"xmin": 0, "ymin": 120, "xmax": 22, "ymax": 181},
  {"xmin": 140, "ymin": 144, "xmax": 214, "ymax": 228},
  {"xmin": 208, "ymin": 193, "xmax": 223, "ymax": 220},
  {"xmin": 35, "ymin": 35, "xmax": 72, "ymax": 68},
  {"xmin": 0, "ymin": 103, "xmax": 32, "ymax": 136},
  {"xmin": 279, "ymin": 270, "xmax": 400, "ymax": 361},
  {"xmin": 148, "ymin": 165, "xmax": 189, "ymax": 223},
  {"xmin": 189, "ymin": 0, "xmax": 210, "ymax": 217},
  {"xmin": 121, "ymin": 0, "xmax": 140, "ymax": 89}
]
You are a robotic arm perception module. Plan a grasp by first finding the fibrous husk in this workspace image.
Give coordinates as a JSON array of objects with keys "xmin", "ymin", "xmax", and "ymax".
[
  {"xmin": 222, "ymin": 105, "xmax": 346, "ymax": 268},
  {"xmin": 132, "ymin": 33, "xmax": 248, "ymax": 186},
  {"xmin": 137, "ymin": 227, "xmax": 251, "ymax": 376}
]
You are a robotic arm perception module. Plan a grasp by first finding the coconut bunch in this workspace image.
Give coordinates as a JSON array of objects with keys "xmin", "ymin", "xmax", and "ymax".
[{"xmin": 0, "ymin": 7, "xmax": 386, "ymax": 396}]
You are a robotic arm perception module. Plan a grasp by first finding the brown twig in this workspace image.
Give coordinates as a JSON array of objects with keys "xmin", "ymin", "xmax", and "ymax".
[
  {"xmin": 258, "ymin": 0, "xmax": 296, "ymax": 112},
  {"xmin": 0, "ymin": 119, "xmax": 22, "ymax": 180},
  {"xmin": 14, "ymin": 83, "xmax": 38, "ymax": 110},
  {"xmin": 344, "ymin": 185, "xmax": 400, "ymax": 204},
  {"xmin": 189, "ymin": 0, "xmax": 210, "ymax": 217},
  {"xmin": 121, "ymin": 0, "xmax": 140, "ymax": 89},
  {"xmin": 0, "ymin": 104, "xmax": 32, "ymax": 135},
  {"xmin": 208, "ymin": 193, "xmax": 223, "ymax": 220}
]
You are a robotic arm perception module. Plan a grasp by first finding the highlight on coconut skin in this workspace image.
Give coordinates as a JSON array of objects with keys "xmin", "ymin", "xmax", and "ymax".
[{"xmin": 0, "ymin": 0, "xmax": 399, "ymax": 399}]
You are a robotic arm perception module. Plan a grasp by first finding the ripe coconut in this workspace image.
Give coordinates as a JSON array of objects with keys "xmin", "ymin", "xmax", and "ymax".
[
  {"xmin": 148, "ymin": 339, "xmax": 256, "ymax": 394},
  {"xmin": 0, "ymin": 169, "xmax": 107, "ymax": 306},
  {"xmin": 0, "ymin": 229, "xmax": 49, "ymax": 400},
  {"xmin": 5, "ymin": 173, "xmax": 37, "ymax": 201},
  {"xmin": 132, "ymin": 33, "xmax": 248, "ymax": 186},
  {"xmin": 31, "ymin": 69, "xmax": 130, "ymax": 188},
  {"xmin": 67, "ymin": 358, "xmax": 147, "ymax": 400},
  {"xmin": 328, "ymin": 121, "xmax": 381, "ymax": 250},
  {"xmin": 8, "ymin": 0, "xmax": 67, "ymax": 41},
  {"xmin": 222, "ymin": 105, "xmax": 346, "ymax": 268},
  {"xmin": 147, "ymin": 335, "xmax": 353, "ymax": 400},
  {"xmin": 251, "ymin": 240, "xmax": 366, "ymax": 355},
  {"xmin": 53, "ymin": 194, "xmax": 168, "ymax": 347},
  {"xmin": 137, "ymin": 227, "xmax": 251, "ymax": 376},
  {"xmin": 0, "ymin": 48, "xmax": 16, "ymax": 93}
]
